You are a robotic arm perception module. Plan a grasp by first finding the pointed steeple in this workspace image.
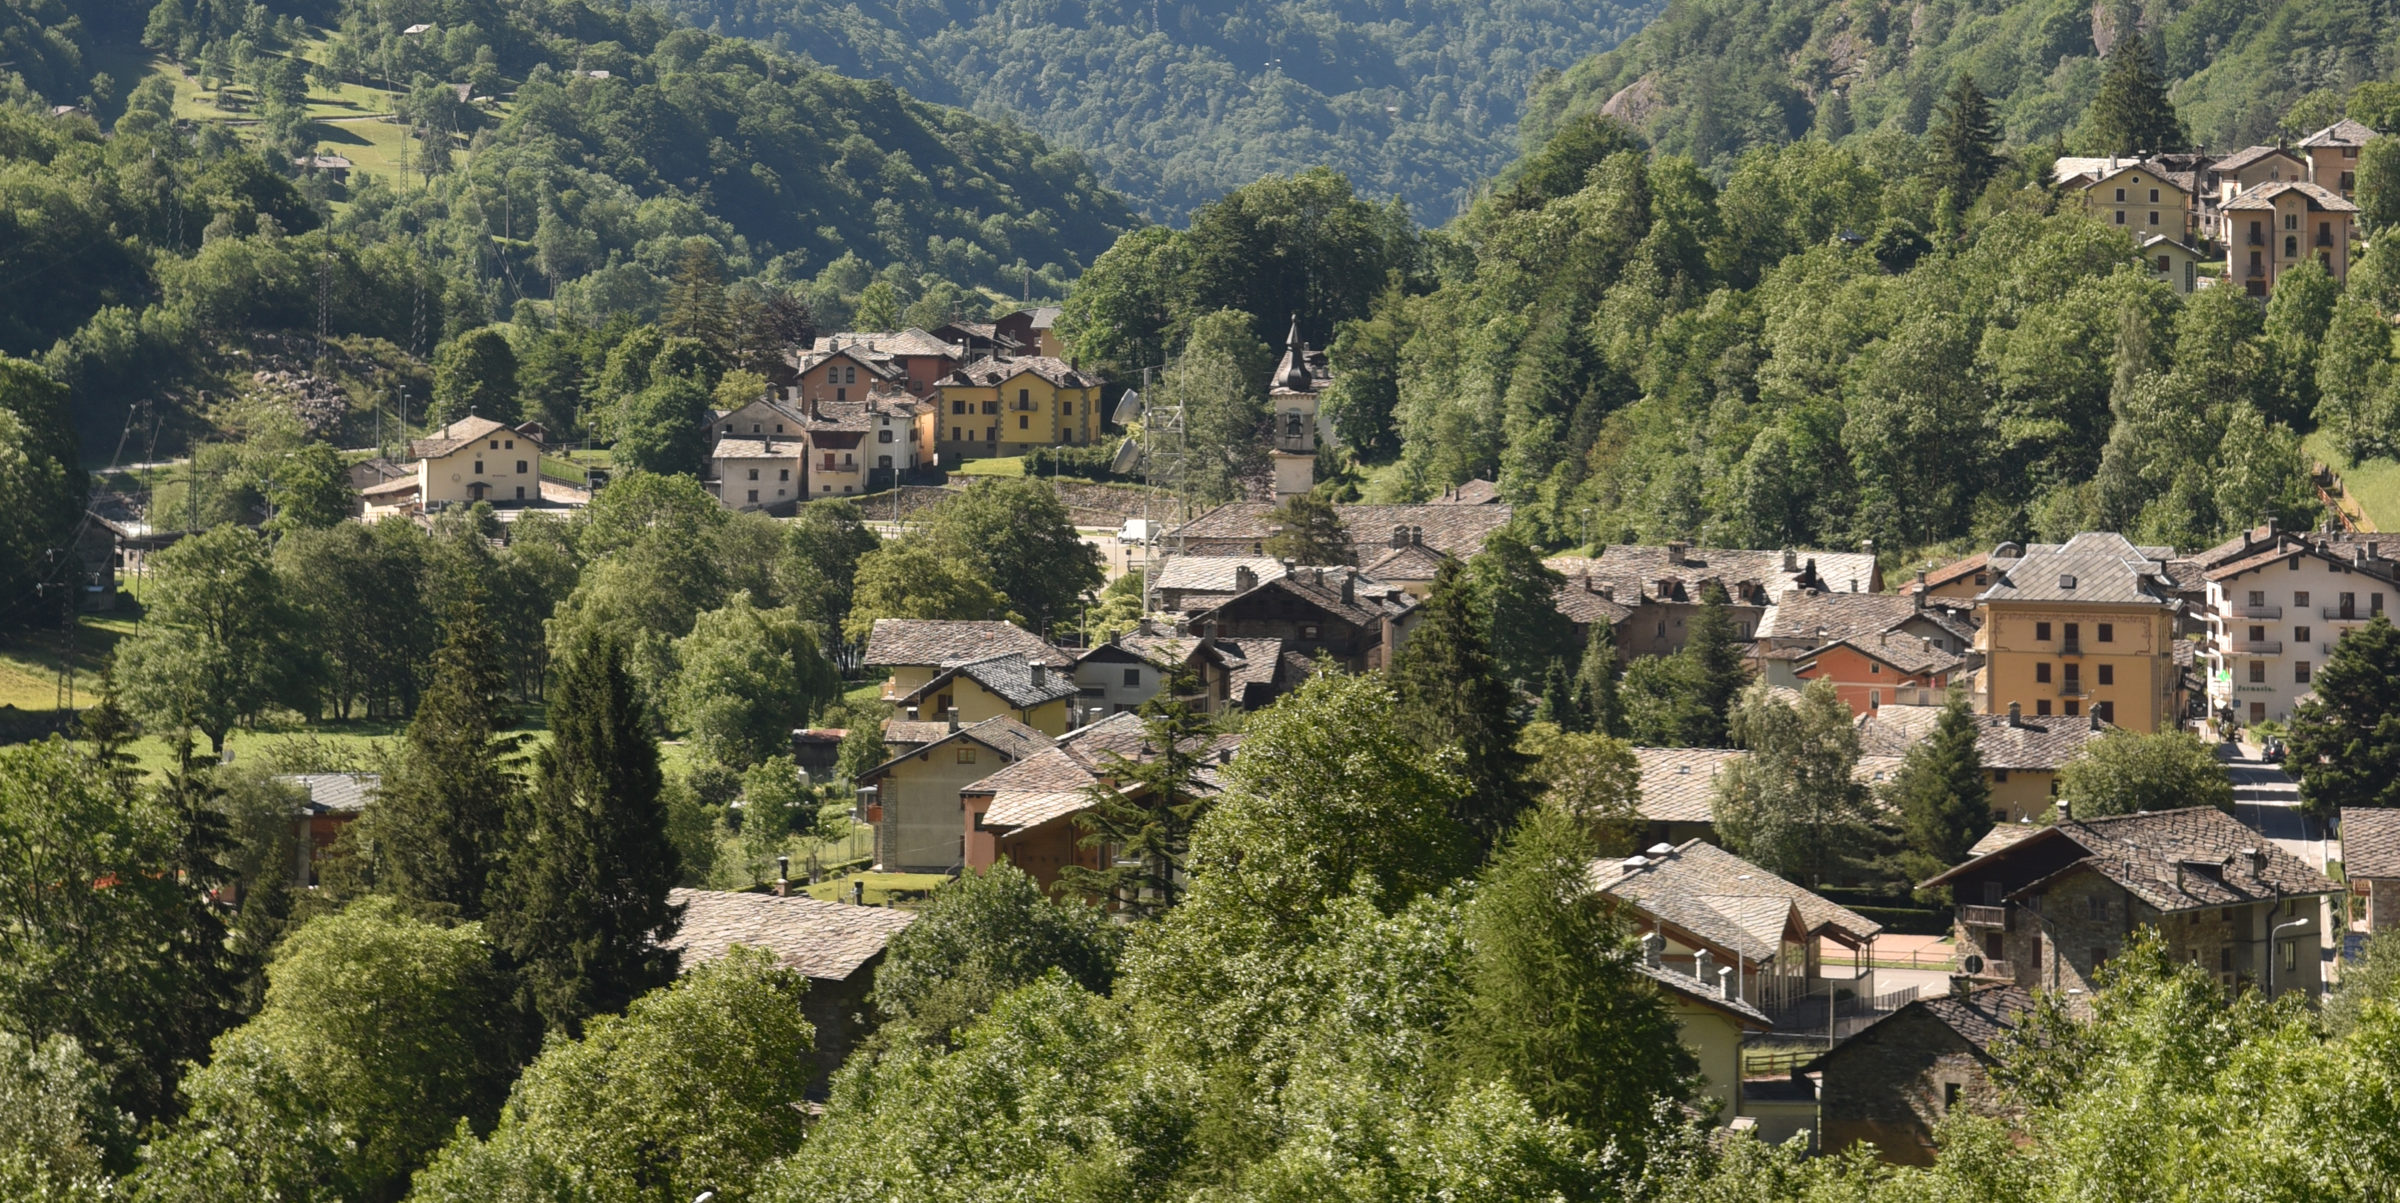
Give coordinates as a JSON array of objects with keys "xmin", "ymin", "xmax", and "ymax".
[{"xmin": 1276, "ymin": 313, "xmax": 1313, "ymax": 392}]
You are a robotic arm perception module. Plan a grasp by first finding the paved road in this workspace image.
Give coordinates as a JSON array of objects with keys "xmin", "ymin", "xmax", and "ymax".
[{"xmin": 2219, "ymin": 747, "xmax": 2334, "ymax": 870}]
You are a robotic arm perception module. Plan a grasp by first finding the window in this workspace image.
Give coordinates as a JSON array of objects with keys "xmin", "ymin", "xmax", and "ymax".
[
  {"xmin": 2065, "ymin": 622, "xmax": 2080, "ymax": 643},
  {"xmin": 747, "ymin": 468, "xmax": 759, "ymax": 481},
  {"xmin": 1993, "ymin": 769, "xmax": 2009, "ymax": 782},
  {"xmin": 2098, "ymin": 622, "xmax": 2113, "ymax": 642},
  {"xmin": 843, "ymin": 366, "xmax": 857, "ymax": 384},
  {"xmin": 982, "ymin": 401, "xmax": 999, "ymax": 415},
  {"xmin": 2065, "ymin": 699, "xmax": 2081, "ymax": 716},
  {"xmin": 836, "ymin": 387, "xmax": 847, "ymax": 402},
  {"xmin": 516, "ymin": 460, "xmax": 527, "ymax": 474},
  {"xmin": 957, "ymin": 747, "xmax": 977, "ymax": 764},
  {"xmin": 2036, "ymin": 621, "xmax": 2053, "ymax": 641},
  {"xmin": 2283, "ymin": 940, "xmax": 2298, "ymax": 972},
  {"xmin": 2098, "ymin": 664, "xmax": 2114, "ymax": 685},
  {"xmin": 1300, "ymin": 624, "xmax": 1321, "ymax": 639},
  {"xmin": 2249, "ymin": 589, "xmax": 2267, "ymax": 606},
  {"xmin": 2037, "ymin": 700, "xmax": 2053, "ymax": 716},
  {"xmin": 1019, "ymin": 415, "xmax": 1029, "ymax": 429},
  {"xmin": 2149, "ymin": 188, "xmax": 2160, "ymax": 203},
  {"xmin": 2287, "ymin": 234, "xmax": 2299, "ymax": 258},
  {"xmin": 2115, "ymin": 210, "xmax": 2127, "ymax": 225},
  {"xmin": 2251, "ymin": 700, "xmax": 2267, "ymax": 723},
  {"xmin": 746, "ymin": 489, "xmax": 758, "ymax": 502},
  {"xmin": 2250, "ymin": 625, "xmax": 2266, "ymax": 643},
  {"xmin": 2093, "ymin": 700, "xmax": 2114, "ymax": 723},
  {"xmin": 2149, "ymin": 211, "xmax": 2160, "ymax": 226},
  {"xmin": 1123, "ymin": 668, "xmax": 1141, "ymax": 687},
  {"xmin": 1944, "ymin": 1082, "xmax": 1963, "ymax": 1112},
  {"xmin": 2297, "ymin": 660, "xmax": 2312, "ymax": 684},
  {"xmin": 879, "ymin": 429, "xmax": 893, "ymax": 442},
  {"xmin": 2378, "ymin": 593, "xmax": 2388, "ymax": 614},
  {"xmin": 2115, "ymin": 187, "xmax": 2127, "ymax": 202},
  {"xmin": 953, "ymin": 401, "xmax": 967, "ymax": 415},
  {"xmin": 2297, "ymin": 590, "xmax": 2312, "ymax": 607},
  {"xmin": 2250, "ymin": 660, "xmax": 2267, "ymax": 683},
  {"xmin": 489, "ymin": 440, "xmax": 500, "ymax": 450},
  {"xmin": 779, "ymin": 469, "xmax": 789, "ymax": 481},
  {"xmin": 2036, "ymin": 663, "xmax": 2053, "ymax": 683},
  {"xmin": 878, "ymin": 455, "xmax": 892, "ymax": 469},
  {"xmin": 2088, "ymin": 896, "xmax": 2108, "ymax": 920},
  {"xmin": 1870, "ymin": 661, "xmax": 1882, "ymax": 674},
  {"xmin": 1869, "ymin": 689, "xmax": 1881, "ymax": 708},
  {"xmin": 2297, "ymin": 625, "xmax": 2311, "ymax": 642},
  {"xmin": 473, "ymin": 460, "xmax": 484, "ymax": 473},
  {"xmin": 2221, "ymin": 947, "xmax": 2234, "ymax": 971},
  {"xmin": 2287, "ymin": 213, "xmax": 2300, "ymax": 230},
  {"xmin": 1018, "ymin": 388, "xmax": 1030, "ymax": 405}
]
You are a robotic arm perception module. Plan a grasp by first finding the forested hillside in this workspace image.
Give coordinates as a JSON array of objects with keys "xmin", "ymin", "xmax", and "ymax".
[
  {"xmin": 0, "ymin": 0, "xmax": 1134, "ymax": 453},
  {"xmin": 1523, "ymin": 0, "xmax": 2400, "ymax": 166},
  {"xmin": 663, "ymin": 0, "xmax": 1660, "ymax": 221}
]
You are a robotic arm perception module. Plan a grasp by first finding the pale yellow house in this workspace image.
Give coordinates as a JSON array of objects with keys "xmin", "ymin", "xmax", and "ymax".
[
  {"xmin": 409, "ymin": 415, "xmax": 544, "ymax": 508},
  {"xmin": 863, "ymin": 618, "xmax": 1074, "ymax": 702},
  {"xmin": 1858, "ymin": 703, "xmax": 2114, "ymax": 824},
  {"xmin": 933, "ymin": 355, "xmax": 1104, "ymax": 465},
  {"xmin": 2140, "ymin": 233, "xmax": 2203, "ymax": 295},
  {"xmin": 855, "ymin": 715, "xmax": 1051, "ymax": 874},
  {"xmin": 1973, "ymin": 533, "xmax": 2183, "ymax": 733},
  {"xmin": 891, "ymin": 653, "xmax": 1079, "ymax": 736},
  {"xmin": 2059, "ymin": 160, "xmax": 2191, "ymax": 242},
  {"xmin": 1637, "ymin": 943, "xmax": 1774, "ymax": 1124},
  {"xmin": 2299, "ymin": 118, "xmax": 2378, "ymax": 199},
  {"xmin": 710, "ymin": 437, "xmax": 806, "ymax": 511}
]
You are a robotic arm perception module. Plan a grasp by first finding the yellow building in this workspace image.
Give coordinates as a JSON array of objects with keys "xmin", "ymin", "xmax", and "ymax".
[
  {"xmin": 933, "ymin": 355, "xmax": 1104, "ymax": 465},
  {"xmin": 855, "ymin": 715, "xmax": 1052, "ymax": 874},
  {"xmin": 1972, "ymin": 533, "xmax": 2183, "ymax": 733},
  {"xmin": 1637, "ymin": 944, "xmax": 1774, "ymax": 1124},
  {"xmin": 409, "ymin": 415, "xmax": 543, "ymax": 507},
  {"xmin": 1859, "ymin": 703, "xmax": 2115, "ymax": 824},
  {"xmin": 2298, "ymin": 118, "xmax": 2378, "ymax": 199},
  {"xmin": 2224, "ymin": 180, "xmax": 2359, "ymax": 295},
  {"xmin": 2060, "ymin": 160, "xmax": 2191, "ymax": 242}
]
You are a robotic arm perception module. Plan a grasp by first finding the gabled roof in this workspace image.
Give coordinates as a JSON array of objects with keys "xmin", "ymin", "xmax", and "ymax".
[
  {"xmin": 896, "ymin": 653, "xmax": 1079, "ymax": 709},
  {"xmin": 936, "ymin": 355, "xmax": 1101, "ymax": 390},
  {"xmin": 1597, "ymin": 838, "xmax": 1883, "ymax": 958},
  {"xmin": 1547, "ymin": 545, "xmax": 1883, "ymax": 606},
  {"xmin": 2222, "ymin": 179, "xmax": 2359, "ymax": 212},
  {"xmin": 1633, "ymin": 747, "xmax": 1746, "ymax": 824},
  {"xmin": 2138, "ymin": 233, "xmax": 2204, "ymax": 257},
  {"xmin": 1636, "ymin": 962, "xmax": 1773, "ymax": 1028},
  {"xmin": 864, "ymin": 619, "xmax": 1070, "ymax": 670},
  {"xmin": 965, "ymin": 746, "xmax": 1100, "ymax": 832},
  {"xmin": 664, "ymin": 888, "xmax": 915, "ymax": 982},
  {"xmin": 2299, "ymin": 118, "xmax": 2379, "ymax": 148},
  {"xmin": 710, "ymin": 437, "xmax": 805, "ymax": 460},
  {"xmin": 1760, "ymin": 589, "xmax": 1974, "ymax": 648},
  {"xmin": 2204, "ymin": 536, "xmax": 2400, "ymax": 584},
  {"xmin": 410, "ymin": 415, "xmax": 528, "ymax": 460},
  {"xmin": 1358, "ymin": 541, "xmax": 1448, "ymax": 581},
  {"xmin": 1168, "ymin": 502, "xmax": 1513, "ymax": 560},
  {"xmin": 1968, "ymin": 823, "xmax": 2042, "ymax": 858},
  {"xmin": 1554, "ymin": 576, "xmax": 1636, "ymax": 626},
  {"xmin": 1976, "ymin": 532, "xmax": 2178, "ymax": 607},
  {"xmin": 791, "ymin": 346, "xmax": 906, "ymax": 380},
  {"xmin": 1189, "ymin": 566, "xmax": 1414, "ymax": 629},
  {"xmin": 1149, "ymin": 556, "xmax": 1287, "ymax": 595},
  {"xmin": 1921, "ymin": 806, "xmax": 2339, "ymax": 911},
  {"xmin": 1803, "ymin": 632, "xmax": 1964, "ymax": 677},
  {"xmin": 2341, "ymin": 807, "xmax": 2400, "ymax": 879},
  {"xmin": 1810, "ymin": 984, "xmax": 2035, "ymax": 1071},
  {"xmin": 1430, "ymin": 479, "xmax": 1502, "ymax": 505},
  {"xmin": 1855, "ymin": 704, "xmax": 2112, "ymax": 771},
  {"xmin": 276, "ymin": 773, "xmax": 380, "ymax": 815},
  {"xmin": 858, "ymin": 714, "xmax": 1051, "ymax": 782},
  {"xmin": 2212, "ymin": 145, "xmax": 2304, "ymax": 174},
  {"xmin": 813, "ymin": 328, "xmax": 965, "ymax": 359},
  {"xmin": 881, "ymin": 718, "xmax": 954, "ymax": 746}
]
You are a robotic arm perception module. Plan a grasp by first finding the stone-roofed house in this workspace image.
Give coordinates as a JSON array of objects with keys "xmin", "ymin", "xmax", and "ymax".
[
  {"xmin": 393, "ymin": 415, "xmax": 551, "ymax": 511},
  {"xmin": 2139, "ymin": 232, "xmax": 2206, "ymax": 294},
  {"xmin": 2340, "ymin": 807, "xmax": 2400, "ymax": 933},
  {"xmin": 1856, "ymin": 702, "xmax": 2113, "ymax": 822},
  {"xmin": 961, "ymin": 712, "xmax": 1242, "ymax": 891},
  {"xmin": 1808, "ymin": 982, "xmax": 2036, "ymax": 1165},
  {"xmin": 1632, "ymin": 934, "xmax": 1773, "ymax": 1127},
  {"xmin": 707, "ymin": 436, "xmax": 807, "ymax": 512},
  {"xmin": 932, "ymin": 354, "xmax": 1104, "ymax": 464},
  {"xmin": 790, "ymin": 343, "xmax": 907, "ymax": 409},
  {"xmin": 1356, "ymin": 539, "xmax": 1449, "ymax": 598},
  {"xmin": 277, "ymin": 773, "xmax": 379, "ymax": 886},
  {"xmin": 1165, "ymin": 501, "xmax": 1512, "ymax": 562},
  {"xmin": 664, "ymin": 888, "xmax": 916, "ymax": 1090},
  {"xmin": 2056, "ymin": 157, "xmax": 2193, "ymax": 244},
  {"xmin": 1757, "ymin": 589, "xmax": 1976, "ymax": 657},
  {"xmin": 1429, "ymin": 478, "xmax": 1502, "ymax": 504},
  {"xmin": 2299, "ymin": 118, "xmax": 2379, "ymax": 199},
  {"xmin": 1146, "ymin": 556, "xmax": 1292, "ymax": 614},
  {"xmin": 1183, "ymin": 565, "xmax": 1417, "ymax": 672},
  {"xmin": 1790, "ymin": 633, "xmax": 1967, "ymax": 718},
  {"xmin": 1595, "ymin": 839, "xmax": 1886, "ymax": 1023},
  {"xmin": 1973, "ymin": 532, "xmax": 2186, "ymax": 733},
  {"xmin": 891, "ymin": 653, "xmax": 1080, "ymax": 736},
  {"xmin": 857, "ymin": 715, "xmax": 1052, "ymax": 873},
  {"xmin": 2224, "ymin": 179, "xmax": 2358, "ymax": 293},
  {"xmin": 1631, "ymin": 747, "xmax": 1747, "ymax": 846},
  {"xmin": 1071, "ymin": 622, "xmax": 1303, "ymax": 717},
  {"xmin": 1923, "ymin": 805, "xmax": 2339, "ymax": 1001},
  {"xmin": 1547, "ymin": 543, "xmax": 1881, "ymax": 660},
  {"xmin": 865, "ymin": 619, "xmax": 1071, "ymax": 703},
  {"xmin": 994, "ymin": 306, "xmax": 1066, "ymax": 358}
]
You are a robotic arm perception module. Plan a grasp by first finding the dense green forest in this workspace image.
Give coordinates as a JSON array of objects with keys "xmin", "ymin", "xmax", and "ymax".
[
  {"xmin": 1523, "ymin": 0, "xmax": 2400, "ymax": 167},
  {"xmin": 662, "ymin": 0, "xmax": 1662, "ymax": 221},
  {"xmin": 0, "ymin": 0, "xmax": 1134, "ymax": 456}
]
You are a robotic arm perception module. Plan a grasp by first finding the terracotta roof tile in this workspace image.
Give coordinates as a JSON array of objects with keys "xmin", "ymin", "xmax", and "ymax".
[{"xmin": 665, "ymin": 888, "xmax": 914, "ymax": 981}]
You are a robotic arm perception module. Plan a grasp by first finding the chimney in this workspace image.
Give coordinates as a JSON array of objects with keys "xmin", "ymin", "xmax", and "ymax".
[
  {"xmin": 2090, "ymin": 713, "xmax": 2102, "ymax": 731},
  {"xmin": 1694, "ymin": 947, "xmax": 1716, "ymax": 985},
  {"xmin": 1667, "ymin": 541, "xmax": 1687, "ymax": 566},
  {"xmin": 1949, "ymin": 973, "xmax": 1973, "ymax": 999},
  {"xmin": 1599, "ymin": 584, "xmax": 1614, "ymax": 601},
  {"xmin": 1088, "ymin": 706, "xmax": 1104, "ymax": 725},
  {"xmin": 1411, "ymin": 525, "xmax": 1424, "ymax": 546},
  {"xmin": 1718, "ymin": 965, "xmax": 1735, "ymax": 999},
  {"xmin": 945, "ymin": 706, "xmax": 960, "ymax": 732},
  {"xmin": 1641, "ymin": 931, "xmax": 1664, "ymax": 968},
  {"xmin": 852, "ymin": 880, "xmax": 866, "ymax": 905},
  {"xmin": 1782, "ymin": 548, "xmax": 1797, "ymax": 572},
  {"xmin": 2245, "ymin": 847, "xmax": 2268, "ymax": 875},
  {"xmin": 1235, "ymin": 565, "xmax": 1258, "ymax": 592},
  {"xmin": 2058, "ymin": 798, "xmax": 2072, "ymax": 822},
  {"xmin": 2007, "ymin": 701, "xmax": 2023, "ymax": 726},
  {"xmin": 1915, "ymin": 570, "xmax": 1928, "ymax": 610},
  {"xmin": 1341, "ymin": 573, "xmax": 1355, "ymax": 604},
  {"xmin": 1029, "ymin": 662, "xmax": 1048, "ymax": 688},
  {"xmin": 1216, "ymin": 745, "xmax": 1233, "ymax": 765},
  {"xmin": 1137, "ymin": 617, "xmax": 1156, "ymax": 636},
  {"xmin": 775, "ymin": 855, "xmax": 790, "ymax": 897},
  {"xmin": 1391, "ymin": 525, "xmax": 1407, "ymax": 549}
]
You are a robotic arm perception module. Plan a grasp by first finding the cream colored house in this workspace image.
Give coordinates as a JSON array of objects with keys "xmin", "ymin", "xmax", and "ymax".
[
  {"xmin": 2139, "ymin": 233, "xmax": 2203, "ymax": 295},
  {"xmin": 409, "ymin": 415, "xmax": 544, "ymax": 508},
  {"xmin": 2201, "ymin": 531, "xmax": 2400, "ymax": 727},
  {"xmin": 2299, "ymin": 118, "xmax": 2378, "ymax": 200},
  {"xmin": 2058, "ymin": 160, "xmax": 2191, "ymax": 242},
  {"xmin": 710, "ymin": 437, "xmax": 805, "ymax": 511},
  {"xmin": 2224, "ymin": 180, "xmax": 2358, "ymax": 294},
  {"xmin": 1636, "ymin": 939, "xmax": 1774, "ymax": 1125}
]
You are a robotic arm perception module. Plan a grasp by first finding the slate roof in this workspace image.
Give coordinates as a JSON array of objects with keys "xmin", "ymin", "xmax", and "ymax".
[
  {"xmin": 1167, "ymin": 502, "xmax": 1513, "ymax": 560},
  {"xmin": 1598, "ymin": 838, "xmax": 1883, "ymax": 962},
  {"xmin": 2222, "ymin": 179, "xmax": 2359, "ymax": 212},
  {"xmin": 1358, "ymin": 542, "xmax": 1449, "ymax": 581},
  {"xmin": 1633, "ymin": 747, "xmax": 1747, "ymax": 824},
  {"xmin": 896, "ymin": 653, "xmax": 1079, "ymax": 709},
  {"xmin": 1189, "ymin": 567, "xmax": 1415, "ymax": 629},
  {"xmin": 1922, "ymin": 806, "xmax": 2340, "ymax": 911},
  {"xmin": 2341, "ymin": 808, "xmax": 2400, "ymax": 879},
  {"xmin": 864, "ymin": 619, "xmax": 1071, "ymax": 669},
  {"xmin": 1150, "ymin": 556, "xmax": 1286, "ymax": 594},
  {"xmin": 410, "ymin": 415, "xmax": 525, "ymax": 460},
  {"xmin": 1855, "ymin": 704, "xmax": 2112, "ymax": 770},
  {"xmin": 1977, "ymin": 532, "xmax": 2179, "ymax": 607},
  {"xmin": 1554, "ymin": 577, "xmax": 1636, "ymax": 626},
  {"xmin": 881, "ymin": 719, "xmax": 957, "ymax": 746},
  {"xmin": 937, "ymin": 355, "xmax": 1101, "ymax": 390},
  {"xmin": 277, "ymin": 773, "xmax": 380, "ymax": 814},
  {"xmin": 858, "ymin": 715, "xmax": 1052, "ymax": 782},
  {"xmin": 1968, "ymin": 823, "xmax": 2042, "ymax": 858},
  {"xmin": 1431, "ymin": 479, "xmax": 1503, "ymax": 505},
  {"xmin": 1636, "ymin": 961, "xmax": 1773, "ymax": 1027},
  {"xmin": 2212, "ymin": 145, "xmax": 2303, "ymax": 173},
  {"xmin": 1911, "ymin": 552, "xmax": 1988, "ymax": 594},
  {"xmin": 1812, "ymin": 985, "xmax": 2035, "ymax": 1072},
  {"xmin": 664, "ymin": 888, "xmax": 915, "ymax": 982},
  {"xmin": 2138, "ymin": 233, "xmax": 2205, "ymax": 257},
  {"xmin": 814, "ymin": 328, "xmax": 965, "ymax": 358},
  {"xmin": 1547, "ymin": 545, "xmax": 1883, "ymax": 605},
  {"xmin": 791, "ymin": 347, "xmax": 905, "ymax": 380},
  {"xmin": 710, "ymin": 437, "xmax": 805, "ymax": 460},
  {"xmin": 1758, "ymin": 590, "xmax": 1924, "ymax": 642},
  {"xmin": 1807, "ymin": 632, "xmax": 1965, "ymax": 677},
  {"xmin": 2300, "ymin": 118, "xmax": 2379, "ymax": 148},
  {"xmin": 967, "ymin": 746, "xmax": 1100, "ymax": 832}
]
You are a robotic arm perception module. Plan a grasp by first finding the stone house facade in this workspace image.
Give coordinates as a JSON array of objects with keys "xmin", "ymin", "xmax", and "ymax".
[{"xmin": 1809, "ymin": 983, "xmax": 2034, "ymax": 1165}]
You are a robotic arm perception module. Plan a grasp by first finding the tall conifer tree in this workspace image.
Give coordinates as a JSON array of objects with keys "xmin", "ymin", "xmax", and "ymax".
[
  {"xmin": 1061, "ymin": 669, "xmax": 1216, "ymax": 917},
  {"xmin": 1388, "ymin": 558, "xmax": 1530, "ymax": 847},
  {"xmin": 372, "ymin": 593, "xmax": 516, "ymax": 918},
  {"xmin": 1928, "ymin": 73, "xmax": 2002, "ymax": 206},
  {"xmin": 1573, "ymin": 618, "xmax": 1624, "ymax": 738},
  {"xmin": 2083, "ymin": 38, "xmax": 2187, "ymax": 155},
  {"xmin": 1890, "ymin": 688, "xmax": 1993, "ymax": 883},
  {"xmin": 491, "ymin": 628, "xmax": 683, "ymax": 1035},
  {"xmin": 1685, "ymin": 582, "xmax": 1746, "ymax": 748}
]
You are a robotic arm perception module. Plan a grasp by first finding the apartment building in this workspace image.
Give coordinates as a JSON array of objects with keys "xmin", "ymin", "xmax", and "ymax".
[
  {"xmin": 1973, "ymin": 533, "xmax": 2184, "ymax": 732},
  {"xmin": 2200, "ymin": 530, "xmax": 2400, "ymax": 727}
]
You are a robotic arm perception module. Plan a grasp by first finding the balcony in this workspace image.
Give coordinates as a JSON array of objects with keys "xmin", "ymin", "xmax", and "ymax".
[
  {"xmin": 1961, "ymin": 904, "xmax": 2011, "ymax": 929},
  {"xmin": 2323, "ymin": 607, "xmax": 2377, "ymax": 622},
  {"xmin": 2249, "ymin": 230, "xmax": 2266, "ymax": 246},
  {"xmin": 2318, "ymin": 231, "xmax": 2336, "ymax": 247},
  {"xmin": 2234, "ymin": 604, "xmax": 2282, "ymax": 619},
  {"xmin": 2233, "ymin": 639, "xmax": 2283, "ymax": 654},
  {"xmin": 2058, "ymin": 680, "xmax": 2087, "ymax": 696},
  {"xmin": 2059, "ymin": 639, "xmax": 2083, "ymax": 656}
]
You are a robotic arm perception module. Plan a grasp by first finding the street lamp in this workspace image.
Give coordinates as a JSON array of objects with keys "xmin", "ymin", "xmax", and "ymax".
[{"xmin": 2266, "ymin": 915, "xmax": 2312, "ymax": 997}]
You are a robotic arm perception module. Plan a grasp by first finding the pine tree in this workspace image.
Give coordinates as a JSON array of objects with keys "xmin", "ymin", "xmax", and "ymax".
[
  {"xmin": 1060, "ymin": 670, "xmax": 1216, "ymax": 917},
  {"xmin": 1891, "ymin": 688, "xmax": 1992, "ymax": 884},
  {"xmin": 1388, "ymin": 558, "xmax": 1531, "ymax": 848},
  {"xmin": 1573, "ymin": 618, "xmax": 1624, "ymax": 738},
  {"xmin": 1928, "ymin": 73, "xmax": 2002, "ymax": 207},
  {"xmin": 1685, "ymin": 582, "xmax": 1746, "ymax": 748},
  {"xmin": 2083, "ymin": 38, "xmax": 2187, "ymax": 155},
  {"xmin": 1539, "ymin": 658, "xmax": 1580, "ymax": 732},
  {"xmin": 491, "ymin": 628, "xmax": 683, "ymax": 1035},
  {"xmin": 1260, "ymin": 492, "xmax": 1351, "ymax": 564},
  {"xmin": 370, "ymin": 594, "xmax": 519, "ymax": 919},
  {"xmin": 2289, "ymin": 615, "xmax": 2400, "ymax": 817},
  {"xmin": 661, "ymin": 240, "xmax": 730, "ymax": 359},
  {"xmin": 1468, "ymin": 526, "xmax": 1579, "ymax": 690}
]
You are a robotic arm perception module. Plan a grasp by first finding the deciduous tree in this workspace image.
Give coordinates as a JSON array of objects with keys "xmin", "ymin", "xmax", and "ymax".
[
  {"xmin": 2056, "ymin": 727, "xmax": 2234, "ymax": 818},
  {"xmin": 116, "ymin": 525, "xmax": 317, "ymax": 755},
  {"xmin": 873, "ymin": 863, "xmax": 1122, "ymax": 1044},
  {"xmin": 430, "ymin": 325, "xmax": 521, "ymax": 425},
  {"xmin": 1712, "ymin": 679, "xmax": 1878, "ymax": 887}
]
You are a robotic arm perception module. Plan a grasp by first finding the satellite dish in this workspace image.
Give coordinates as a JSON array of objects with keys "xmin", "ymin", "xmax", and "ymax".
[
  {"xmin": 1108, "ymin": 437, "xmax": 1142, "ymax": 475},
  {"xmin": 1962, "ymin": 954, "xmax": 1985, "ymax": 975},
  {"xmin": 1111, "ymin": 388, "xmax": 1145, "ymax": 425}
]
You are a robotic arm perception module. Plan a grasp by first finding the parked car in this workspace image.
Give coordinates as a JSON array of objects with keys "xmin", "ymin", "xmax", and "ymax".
[{"xmin": 2262, "ymin": 736, "xmax": 2287, "ymax": 763}]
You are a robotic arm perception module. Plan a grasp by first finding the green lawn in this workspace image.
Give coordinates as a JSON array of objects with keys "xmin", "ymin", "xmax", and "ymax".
[
  {"xmin": 2304, "ymin": 429, "xmax": 2400, "ymax": 532},
  {"xmin": 0, "ymin": 609, "xmax": 141, "ymax": 712},
  {"xmin": 802, "ymin": 870, "xmax": 951, "ymax": 906},
  {"xmin": 954, "ymin": 455, "xmax": 1026, "ymax": 477}
]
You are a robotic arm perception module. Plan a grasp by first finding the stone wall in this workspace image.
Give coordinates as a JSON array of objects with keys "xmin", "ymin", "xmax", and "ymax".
[{"xmin": 1817, "ymin": 1005, "xmax": 2013, "ymax": 1165}]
